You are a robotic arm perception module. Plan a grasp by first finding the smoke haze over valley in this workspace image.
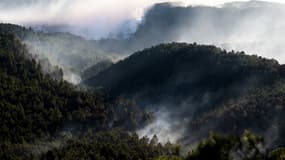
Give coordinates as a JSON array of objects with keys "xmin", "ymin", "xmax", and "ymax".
[
  {"xmin": 2, "ymin": 0, "xmax": 285, "ymax": 73},
  {"xmin": 3, "ymin": 0, "xmax": 285, "ymax": 83},
  {"xmin": 2, "ymin": 1, "xmax": 285, "ymax": 159}
]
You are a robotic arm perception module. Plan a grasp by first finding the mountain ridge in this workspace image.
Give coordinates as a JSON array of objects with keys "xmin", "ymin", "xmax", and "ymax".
[{"xmin": 83, "ymin": 42, "xmax": 285, "ymax": 147}]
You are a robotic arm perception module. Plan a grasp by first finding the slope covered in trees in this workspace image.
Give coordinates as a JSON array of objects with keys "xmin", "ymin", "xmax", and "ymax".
[
  {"xmin": 0, "ymin": 23, "xmax": 117, "ymax": 83},
  {"xmin": 81, "ymin": 59, "xmax": 113, "ymax": 81},
  {"xmin": 0, "ymin": 32, "xmax": 154, "ymax": 159},
  {"xmin": 84, "ymin": 43, "xmax": 285, "ymax": 147},
  {"xmin": 84, "ymin": 43, "xmax": 280, "ymax": 105},
  {"xmin": 39, "ymin": 130, "xmax": 181, "ymax": 160},
  {"xmin": 38, "ymin": 130, "xmax": 285, "ymax": 160},
  {"xmin": 1, "ymin": 26, "xmax": 285, "ymax": 159}
]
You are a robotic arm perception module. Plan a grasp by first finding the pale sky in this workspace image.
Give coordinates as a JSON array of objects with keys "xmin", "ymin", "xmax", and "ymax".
[
  {"xmin": 0, "ymin": 0, "xmax": 284, "ymax": 38},
  {"xmin": 171, "ymin": 0, "xmax": 285, "ymax": 5},
  {"xmin": 0, "ymin": 0, "xmax": 284, "ymax": 24},
  {"xmin": 1, "ymin": 0, "xmax": 285, "ymax": 63}
]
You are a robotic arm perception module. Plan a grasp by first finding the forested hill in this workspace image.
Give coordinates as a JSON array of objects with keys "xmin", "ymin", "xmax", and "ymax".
[
  {"xmin": 0, "ymin": 23, "xmax": 116, "ymax": 81},
  {"xmin": 0, "ymin": 32, "xmax": 155, "ymax": 158},
  {"xmin": 2, "ymin": 27, "xmax": 285, "ymax": 159},
  {"xmin": 0, "ymin": 29, "xmax": 208, "ymax": 160},
  {"xmin": 84, "ymin": 43, "xmax": 285, "ymax": 147},
  {"xmin": 84, "ymin": 43, "xmax": 280, "ymax": 102}
]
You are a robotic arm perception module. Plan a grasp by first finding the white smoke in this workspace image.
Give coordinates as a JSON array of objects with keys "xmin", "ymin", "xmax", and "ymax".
[
  {"xmin": 62, "ymin": 69, "xmax": 82, "ymax": 84},
  {"xmin": 175, "ymin": 2, "xmax": 285, "ymax": 63},
  {"xmin": 0, "ymin": 0, "xmax": 284, "ymax": 39},
  {"xmin": 2, "ymin": 0, "xmax": 285, "ymax": 64},
  {"xmin": 137, "ymin": 108, "xmax": 188, "ymax": 144},
  {"xmin": 22, "ymin": 30, "xmax": 120, "ymax": 84}
]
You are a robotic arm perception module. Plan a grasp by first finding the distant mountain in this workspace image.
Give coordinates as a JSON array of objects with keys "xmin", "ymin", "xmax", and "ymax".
[
  {"xmin": 223, "ymin": 0, "xmax": 281, "ymax": 8},
  {"xmin": 84, "ymin": 43, "xmax": 285, "ymax": 146},
  {"xmin": 96, "ymin": 0, "xmax": 285, "ymax": 61},
  {"xmin": 9, "ymin": 0, "xmax": 284, "ymax": 82},
  {"xmin": 0, "ymin": 23, "xmax": 119, "ymax": 83},
  {"xmin": 14, "ymin": 1, "xmax": 285, "ymax": 62},
  {"xmin": 32, "ymin": 19, "xmax": 139, "ymax": 40}
]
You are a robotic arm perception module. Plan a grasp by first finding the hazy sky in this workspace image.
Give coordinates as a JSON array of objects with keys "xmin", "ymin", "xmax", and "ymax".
[
  {"xmin": 0, "ymin": 0, "xmax": 284, "ymax": 38},
  {"xmin": 0, "ymin": 0, "xmax": 284, "ymax": 24}
]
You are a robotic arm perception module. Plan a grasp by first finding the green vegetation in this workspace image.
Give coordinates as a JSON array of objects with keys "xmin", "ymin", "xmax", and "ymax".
[
  {"xmin": 2, "ymin": 24, "xmax": 285, "ymax": 159},
  {"xmin": 0, "ymin": 23, "xmax": 114, "ymax": 73},
  {"xmin": 186, "ymin": 131, "xmax": 285, "ymax": 160},
  {"xmin": 39, "ymin": 131, "xmax": 285, "ymax": 160},
  {"xmin": 269, "ymin": 148, "xmax": 285, "ymax": 160},
  {"xmin": 85, "ymin": 43, "xmax": 280, "ymax": 106},
  {"xmin": 40, "ymin": 130, "xmax": 180, "ymax": 160},
  {"xmin": 187, "ymin": 131, "xmax": 266, "ymax": 160},
  {"xmin": 84, "ymin": 43, "xmax": 285, "ymax": 147},
  {"xmin": 0, "ymin": 32, "xmax": 150, "ymax": 159}
]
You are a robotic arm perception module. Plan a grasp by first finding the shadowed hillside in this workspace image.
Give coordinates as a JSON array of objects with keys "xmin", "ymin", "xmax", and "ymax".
[
  {"xmin": 0, "ymin": 32, "xmax": 154, "ymax": 159},
  {"xmin": 0, "ymin": 23, "xmax": 118, "ymax": 83},
  {"xmin": 84, "ymin": 43, "xmax": 285, "ymax": 147}
]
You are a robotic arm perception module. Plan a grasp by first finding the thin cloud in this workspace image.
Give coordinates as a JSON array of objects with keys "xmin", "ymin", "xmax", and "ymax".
[{"xmin": 0, "ymin": 0, "xmax": 283, "ymax": 38}]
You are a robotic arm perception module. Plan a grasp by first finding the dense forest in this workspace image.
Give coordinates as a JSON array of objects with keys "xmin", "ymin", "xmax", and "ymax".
[
  {"xmin": 0, "ymin": 23, "xmax": 117, "ymax": 83},
  {"xmin": 84, "ymin": 43, "xmax": 285, "ymax": 147},
  {"xmin": 0, "ymin": 32, "xmax": 158, "ymax": 159},
  {"xmin": 1, "ymin": 23, "xmax": 285, "ymax": 159}
]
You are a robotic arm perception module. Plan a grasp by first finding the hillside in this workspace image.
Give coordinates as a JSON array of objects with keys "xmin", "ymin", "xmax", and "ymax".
[
  {"xmin": 84, "ymin": 43, "xmax": 285, "ymax": 146},
  {"xmin": 2, "ymin": 29, "xmax": 285, "ymax": 160},
  {"xmin": 1, "ymin": 26, "xmax": 285, "ymax": 160},
  {"xmin": 0, "ymin": 32, "xmax": 160, "ymax": 159},
  {"xmin": 0, "ymin": 23, "xmax": 118, "ymax": 83},
  {"xmin": 3, "ymin": 1, "xmax": 285, "ymax": 159},
  {"xmin": 81, "ymin": 59, "xmax": 113, "ymax": 81},
  {"xmin": 84, "ymin": 43, "xmax": 280, "ymax": 105}
]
